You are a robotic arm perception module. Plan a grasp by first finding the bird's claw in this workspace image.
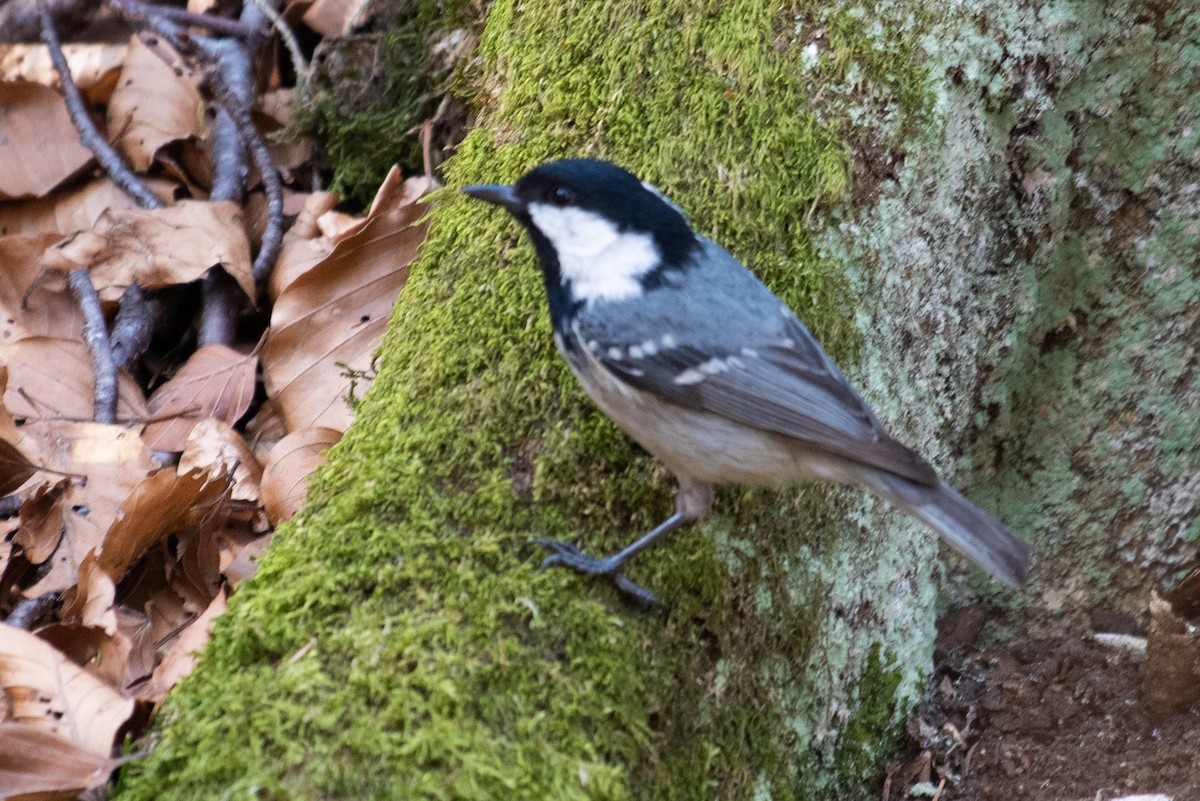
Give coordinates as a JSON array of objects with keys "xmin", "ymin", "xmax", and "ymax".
[{"xmin": 533, "ymin": 537, "xmax": 661, "ymax": 607}]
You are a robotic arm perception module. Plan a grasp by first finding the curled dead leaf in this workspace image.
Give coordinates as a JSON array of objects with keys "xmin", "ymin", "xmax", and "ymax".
[
  {"xmin": 43, "ymin": 200, "xmax": 255, "ymax": 303},
  {"xmin": 107, "ymin": 35, "xmax": 204, "ymax": 172},
  {"xmin": 0, "ymin": 623, "xmax": 134, "ymax": 755},
  {"xmin": 179, "ymin": 418, "xmax": 263, "ymax": 503},
  {"xmin": 260, "ymin": 427, "xmax": 341, "ymax": 524},
  {"xmin": 263, "ymin": 167, "xmax": 435, "ymax": 433},
  {"xmin": 0, "ymin": 177, "xmax": 176, "ymax": 239},
  {"xmin": 0, "ymin": 721, "xmax": 125, "ymax": 799},
  {"xmin": 143, "ymin": 345, "xmax": 258, "ymax": 452}
]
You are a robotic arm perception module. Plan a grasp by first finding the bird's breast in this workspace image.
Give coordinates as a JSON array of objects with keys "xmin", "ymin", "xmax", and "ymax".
[{"xmin": 553, "ymin": 329, "xmax": 858, "ymax": 487}]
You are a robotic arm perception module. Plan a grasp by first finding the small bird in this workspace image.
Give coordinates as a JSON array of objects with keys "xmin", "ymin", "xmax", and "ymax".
[{"xmin": 463, "ymin": 159, "xmax": 1032, "ymax": 605}]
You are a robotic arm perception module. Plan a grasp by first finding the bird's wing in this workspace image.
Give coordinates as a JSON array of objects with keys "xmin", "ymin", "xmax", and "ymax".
[{"xmin": 591, "ymin": 317, "xmax": 939, "ymax": 486}]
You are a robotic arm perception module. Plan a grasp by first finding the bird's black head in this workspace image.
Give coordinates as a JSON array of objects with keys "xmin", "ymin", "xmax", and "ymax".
[{"xmin": 463, "ymin": 159, "xmax": 699, "ymax": 324}]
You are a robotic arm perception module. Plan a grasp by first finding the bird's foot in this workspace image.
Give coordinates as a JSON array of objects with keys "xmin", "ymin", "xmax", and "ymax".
[{"xmin": 534, "ymin": 537, "xmax": 661, "ymax": 607}]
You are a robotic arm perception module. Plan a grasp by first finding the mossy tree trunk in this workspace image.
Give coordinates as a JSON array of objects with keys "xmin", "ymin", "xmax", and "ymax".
[{"xmin": 116, "ymin": 0, "xmax": 1198, "ymax": 798}]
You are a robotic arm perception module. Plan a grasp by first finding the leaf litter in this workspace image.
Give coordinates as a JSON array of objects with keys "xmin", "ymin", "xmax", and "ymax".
[{"xmin": 0, "ymin": 4, "xmax": 437, "ymax": 797}]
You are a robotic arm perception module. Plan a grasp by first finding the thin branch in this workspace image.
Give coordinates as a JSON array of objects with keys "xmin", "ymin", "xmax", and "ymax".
[
  {"xmin": 0, "ymin": 494, "xmax": 21, "ymax": 519},
  {"xmin": 6, "ymin": 592, "xmax": 58, "ymax": 630},
  {"xmin": 248, "ymin": 0, "xmax": 309, "ymax": 81},
  {"xmin": 67, "ymin": 269, "xmax": 118, "ymax": 424},
  {"xmin": 143, "ymin": 4, "xmax": 260, "ymax": 39},
  {"xmin": 110, "ymin": 283, "xmax": 171, "ymax": 371},
  {"xmin": 38, "ymin": 0, "xmax": 163, "ymax": 210}
]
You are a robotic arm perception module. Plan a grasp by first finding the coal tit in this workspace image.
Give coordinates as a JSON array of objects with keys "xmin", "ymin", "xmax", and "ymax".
[{"xmin": 464, "ymin": 159, "xmax": 1032, "ymax": 605}]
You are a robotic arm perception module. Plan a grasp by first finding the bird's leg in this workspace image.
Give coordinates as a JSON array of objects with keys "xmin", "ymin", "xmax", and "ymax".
[{"xmin": 535, "ymin": 476, "xmax": 714, "ymax": 606}]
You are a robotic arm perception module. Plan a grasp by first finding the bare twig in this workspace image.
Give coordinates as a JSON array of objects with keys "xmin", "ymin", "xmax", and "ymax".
[
  {"xmin": 110, "ymin": 284, "xmax": 169, "ymax": 371},
  {"xmin": 112, "ymin": 0, "xmax": 284, "ymax": 294},
  {"xmin": 249, "ymin": 0, "xmax": 309, "ymax": 80},
  {"xmin": 0, "ymin": 494, "xmax": 22, "ymax": 519},
  {"xmin": 143, "ymin": 4, "xmax": 260, "ymax": 39},
  {"xmin": 195, "ymin": 36, "xmax": 284, "ymax": 291},
  {"xmin": 67, "ymin": 269, "xmax": 118, "ymax": 424},
  {"xmin": 6, "ymin": 592, "xmax": 58, "ymax": 630},
  {"xmin": 38, "ymin": 0, "xmax": 163, "ymax": 210},
  {"xmin": 198, "ymin": 269, "xmax": 241, "ymax": 347}
]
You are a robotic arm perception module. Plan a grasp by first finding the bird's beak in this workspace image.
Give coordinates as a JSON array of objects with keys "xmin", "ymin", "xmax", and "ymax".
[{"xmin": 461, "ymin": 183, "xmax": 524, "ymax": 214}]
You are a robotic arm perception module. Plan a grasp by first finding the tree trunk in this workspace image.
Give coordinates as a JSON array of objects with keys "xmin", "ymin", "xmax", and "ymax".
[{"xmin": 116, "ymin": 0, "xmax": 1198, "ymax": 798}]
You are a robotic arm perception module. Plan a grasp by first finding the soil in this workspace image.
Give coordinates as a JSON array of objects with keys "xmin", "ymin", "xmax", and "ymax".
[{"xmin": 884, "ymin": 605, "xmax": 1200, "ymax": 801}]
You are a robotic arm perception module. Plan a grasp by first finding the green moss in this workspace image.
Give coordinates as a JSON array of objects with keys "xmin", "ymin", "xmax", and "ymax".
[
  {"xmin": 833, "ymin": 645, "xmax": 905, "ymax": 787},
  {"xmin": 118, "ymin": 0, "xmax": 938, "ymax": 798},
  {"xmin": 294, "ymin": 0, "xmax": 482, "ymax": 206}
]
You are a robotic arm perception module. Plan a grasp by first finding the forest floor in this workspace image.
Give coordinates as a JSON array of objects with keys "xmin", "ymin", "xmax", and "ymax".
[{"xmin": 885, "ymin": 604, "xmax": 1200, "ymax": 801}]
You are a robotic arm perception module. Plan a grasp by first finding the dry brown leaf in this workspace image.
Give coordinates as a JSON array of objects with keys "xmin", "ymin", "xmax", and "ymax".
[
  {"xmin": 139, "ymin": 586, "xmax": 227, "ymax": 703},
  {"xmin": 0, "ymin": 42, "xmax": 128, "ymax": 102},
  {"xmin": 0, "ymin": 438, "xmax": 36, "ymax": 497},
  {"xmin": 0, "ymin": 82, "xmax": 93, "ymax": 200},
  {"xmin": 179, "ymin": 418, "xmax": 263, "ymax": 503},
  {"xmin": 0, "ymin": 722, "xmax": 122, "ymax": 799},
  {"xmin": 302, "ymin": 0, "xmax": 362, "ymax": 36},
  {"xmin": 0, "ymin": 234, "xmax": 83, "ymax": 343},
  {"xmin": 243, "ymin": 398, "xmax": 288, "ymax": 466},
  {"xmin": 96, "ymin": 467, "xmax": 229, "ymax": 580},
  {"xmin": 0, "ymin": 337, "xmax": 148, "ymax": 426},
  {"xmin": 0, "ymin": 623, "xmax": 134, "ymax": 755},
  {"xmin": 263, "ymin": 168, "xmax": 435, "ymax": 432},
  {"xmin": 13, "ymin": 482, "xmax": 67, "ymax": 564},
  {"xmin": 267, "ymin": 191, "xmax": 340, "ymax": 300},
  {"xmin": 316, "ymin": 208, "xmax": 365, "ymax": 242},
  {"xmin": 18, "ymin": 422, "xmax": 154, "ymax": 598},
  {"xmin": 260, "ymin": 427, "xmax": 341, "ymax": 524},
  {"xmin": 107, "ymin": 35, "xmax": 204, "ymax": 172},
  {"xmin": 143, "ymin": 345, "xmax": 257, "ymax": 452},
  {"xmin": 64, "ymin": 467, "xmax": 228, "ymax": 632},
  {"xmin": 36, "ymin": 623, "xmax": 132, "ymax": 691},
  {"xmin": 43, "ymin": 201, "xmax": 254, "ymax": 302},
  {"xmin": 0, "ymin": 177, "xmax": 177, "ymax": 239}
]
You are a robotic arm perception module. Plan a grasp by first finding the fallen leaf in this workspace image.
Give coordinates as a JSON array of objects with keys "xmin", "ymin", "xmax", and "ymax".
[
  {"xmin": 179, "ymin": 418, "xmax": 263, "ymax": 503},
  {"xmin": 36, "ymin": 623, "xmax": 132, "ymax": 690},
  {"xmin": 107, "ymin": 35, "xmax": 204, "ymax": 172},
  {"xmin": 0, "ymin": 337, "xmax": 149, "ymax": 426},
  {"xmin": 302, "ymin": 0, "xmax": 363, "ymax": 36},
  {"xmin": 260, "ymin": 427, "xmax": 341, "ymax": 524},
  {"xmin": 0, "ymin": 82, "xmax": 93, "ymax": 200},
  {"xmin": 263, "ymin": 168, "xmax": 435, "ymax": 432},
  {"xmin": 0, "ymin": 623, "xmax": 134, "ymax": 755},
  {"xmin": 96, "ymin": 467, "xmax": 229, "ymax": 581},
  {"xmin": 268, "ymin": 191, "xmax": 340, "ymax": 300},
  {"xmin": 0, "ymin": 233, "xmax": 83, "ymax": 343},
  {"xmin": 243, "ymin": 398, "xmax": 288, "ymax": 466},
  {"xmin": 43, "ymin": 200, "xmax": 255, "ymax": 302},
  {"xmin": 18, "ymin": 422, "xmax": 154, "ymax": 598},
  {"xmin": 0, "ymin": 177, "xmax": 176, "ymax": 239},
  {"xmin": 0, "ymin": 438, "xmax": 36, "ymax": 496},
  {"xmin": 143, "ymin": 345, "xmax": 257, "ymax": 452},
  {"xmin": 0, "ymin": 42, "xmax": 128, "ymax": 102},
  {"xmin": 0, "ymin": 722, "xmax": 123, "ymax": 799},
  {"xmin": 139, "ymin": 586, "xmax": 227, "ymax": 703},
  {"xmin": 64, "ymin": 467, "xmax": 227, "ymax": 633},
  {"xmin": 13, "ymin": 481, "xmax": 68, "ymax": 564}
]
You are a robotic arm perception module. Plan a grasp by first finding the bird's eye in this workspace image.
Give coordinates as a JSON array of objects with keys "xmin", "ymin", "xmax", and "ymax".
[{"xmin": 549, "ymin": 186, "xmax": 575, "ymax": 206}]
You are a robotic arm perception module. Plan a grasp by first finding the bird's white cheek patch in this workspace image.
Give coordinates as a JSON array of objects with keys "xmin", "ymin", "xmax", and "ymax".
[{"xmin": 527, "ymin": 203, "xmax": 659, "ymax": 302}]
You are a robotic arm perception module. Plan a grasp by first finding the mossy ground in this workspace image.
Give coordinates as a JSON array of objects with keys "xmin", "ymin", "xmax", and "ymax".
[{"xmin": 117, "ymin": 1, "xmax": 937, "ymax": 798}]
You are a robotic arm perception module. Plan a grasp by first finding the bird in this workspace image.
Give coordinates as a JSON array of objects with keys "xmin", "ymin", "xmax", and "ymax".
[{"xmin": 462, "ymin": 158, "xmax": 1032, "ymax": 605}]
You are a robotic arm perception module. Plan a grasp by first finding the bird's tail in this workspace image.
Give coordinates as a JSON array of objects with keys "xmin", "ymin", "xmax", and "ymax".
[{"xmin": 865, "ymin": 474, "xmax": 1033, "ymax": 588}]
